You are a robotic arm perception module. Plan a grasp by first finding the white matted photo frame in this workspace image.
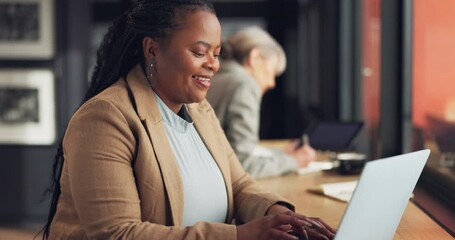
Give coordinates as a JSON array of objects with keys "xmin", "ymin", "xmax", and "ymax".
[
  {"xmin": 0, "ymin": 0, "xmax": 54, "ymax": 59},
  {"xmin": 0, "ymin": 69, "xmax": 56, "ymax": 145}
]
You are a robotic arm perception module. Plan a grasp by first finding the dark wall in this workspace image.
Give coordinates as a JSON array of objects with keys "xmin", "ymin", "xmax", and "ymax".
[
  {"xmin": 261, "ymin": 0, "xmax": 340, "ymax": 139},
  {"xmin": 0, "ymin": 147, "xmax": 54, "ymax": 223}
]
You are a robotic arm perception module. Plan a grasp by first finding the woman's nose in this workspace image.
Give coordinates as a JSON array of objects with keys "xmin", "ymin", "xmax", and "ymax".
[{"xmin": 204, "ymin": 55, "xmax": 219, "ymax": 73}]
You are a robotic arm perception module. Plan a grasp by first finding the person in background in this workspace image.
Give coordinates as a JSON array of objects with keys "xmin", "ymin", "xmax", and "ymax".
[
  {"xmin": 40, "ymin": 1, "xmax": 335, "ymax": 240},
  {"xmin": 207, "ymin": 27, "xmax": 317, "ymax": 179}
]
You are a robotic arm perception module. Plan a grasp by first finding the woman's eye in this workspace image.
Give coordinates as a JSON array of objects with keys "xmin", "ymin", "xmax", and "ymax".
[
  {"xmin": 192, "ymin": 51, "xmax": 204, "ymax": 57},
  {"xmin": 214, "ymin": 54, "xmax": 220, "ymax": 59}
]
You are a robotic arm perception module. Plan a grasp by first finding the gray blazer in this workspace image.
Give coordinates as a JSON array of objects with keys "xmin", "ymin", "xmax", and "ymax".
[{"xmin": 207, "ymin": 60, "xmax": 298, "ymax": 179}]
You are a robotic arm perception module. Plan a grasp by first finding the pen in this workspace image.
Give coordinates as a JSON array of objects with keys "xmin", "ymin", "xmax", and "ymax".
[{"xmin": 302, "ymin": 133, "xmax": 310, "ymax": 146}]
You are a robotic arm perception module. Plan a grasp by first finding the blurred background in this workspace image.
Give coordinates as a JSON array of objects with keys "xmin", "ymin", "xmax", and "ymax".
[{"xmin": 0, "ymin": 0, "xmax": 454, "ymax": 237}]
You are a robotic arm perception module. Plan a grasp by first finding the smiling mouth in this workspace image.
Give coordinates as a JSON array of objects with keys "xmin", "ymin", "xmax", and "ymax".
[{"xmin": 192, "ymin": 75, "xmax": 211, "ymax": 88}]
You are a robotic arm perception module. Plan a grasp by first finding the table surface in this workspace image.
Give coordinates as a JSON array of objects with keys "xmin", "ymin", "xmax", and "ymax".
[{"xmin": 257, "ymin": 140, "xmax": 454, "ymax": 240}]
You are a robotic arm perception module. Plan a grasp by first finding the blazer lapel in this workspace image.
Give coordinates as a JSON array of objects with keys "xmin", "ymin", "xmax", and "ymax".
[
  {"xmin": 188, "ymin": 102, "xmax": 234, "ymax": 223},
  {"xmin": 125, "ymin": 65, "xmax": 184, "ymax": 226}
]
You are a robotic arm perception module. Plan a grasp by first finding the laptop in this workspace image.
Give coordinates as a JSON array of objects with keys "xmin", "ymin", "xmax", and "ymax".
[
  {"xmin": 306, "ymin": 121, "xmax": 363, "ymax": 151},
  {"xmin": 333, "ymin": 149, "xmax": 430, "ymax": 240}
]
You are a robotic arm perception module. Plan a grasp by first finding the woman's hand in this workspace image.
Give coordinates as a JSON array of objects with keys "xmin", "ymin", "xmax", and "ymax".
[
  {"xmin": 284, "ymin": 140, "xmax": 317, "ymax": 168},
  {"xmin": 236, "ymin": 211, "xmax": 313, "ymax": 240},
  {"xmin": 288, "ymin": 213, "xmax": 336, "ymax": 240},
  {"xmin": 269, "ymin": 204, "xmax": 335, "ymax": 240},
  {"xmin": 236, "ymin": 204, "xmax": 336, "ymax": 240}
]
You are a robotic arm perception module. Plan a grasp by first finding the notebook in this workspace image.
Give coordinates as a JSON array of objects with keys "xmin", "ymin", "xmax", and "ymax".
[
  {"xmin": 307, "ymin": 180, "xmax": 358, "ymax": 202},
  {"xmin": 306, "ymin": 121, "xmax": 363, "ymax": 151},
  {"xmin": 333, "ymin": 149, "xmax": 430, "ymax": 240}
]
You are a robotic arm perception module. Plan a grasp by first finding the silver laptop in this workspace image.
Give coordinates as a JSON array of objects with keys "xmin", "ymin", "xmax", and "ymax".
[{"xmin": 334, "ymin": 149, "xmax": 430, "ymax": 240}]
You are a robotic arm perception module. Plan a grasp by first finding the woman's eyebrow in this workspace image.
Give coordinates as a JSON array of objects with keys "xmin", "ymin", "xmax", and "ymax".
[{"xmin": 192, "ymin": 40, "xmax": 221, "ymax": 49}]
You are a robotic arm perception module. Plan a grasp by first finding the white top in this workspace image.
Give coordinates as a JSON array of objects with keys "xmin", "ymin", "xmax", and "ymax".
[{"xmin": 154, "ymin": 92, "xmax": 228, "ymax": 226}]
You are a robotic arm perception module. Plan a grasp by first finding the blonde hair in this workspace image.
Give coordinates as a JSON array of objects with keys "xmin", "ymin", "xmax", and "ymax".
[{"xmin": 221, "ymin": 26, "xmax": 287, "ymax": 75}]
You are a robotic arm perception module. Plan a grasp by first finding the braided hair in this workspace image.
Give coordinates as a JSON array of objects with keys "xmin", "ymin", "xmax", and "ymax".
[{"xmin": 39, "ymin": 1, "xmax": 215, "ymax": 239}]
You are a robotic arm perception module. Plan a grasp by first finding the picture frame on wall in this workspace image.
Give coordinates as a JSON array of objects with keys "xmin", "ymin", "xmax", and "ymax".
[
  {"xmin": 0, "ymin": 69, "xmax": 56, "ymax": 145},
  {"xmin": 0, "ymin": 0, "xmax": 54, "ymax": 59}
]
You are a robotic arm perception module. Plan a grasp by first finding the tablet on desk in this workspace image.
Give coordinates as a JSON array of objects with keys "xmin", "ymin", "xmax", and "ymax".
[{"xmin": 306, "ymin": 121, "xmax": 363, "ymax": 151}]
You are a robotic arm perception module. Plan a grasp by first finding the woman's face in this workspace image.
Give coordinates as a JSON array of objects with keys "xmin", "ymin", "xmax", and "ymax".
[
  {"xmin": 253, "ymin": 54, "xmax": 279, "ymax": 94},
  {"xmin": 151, "ymin": 10, "xmax": 221, "ymax": 113}
]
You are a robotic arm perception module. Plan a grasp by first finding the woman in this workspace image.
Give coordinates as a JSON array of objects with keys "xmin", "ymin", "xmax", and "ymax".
[
  {"xmin": 41, "ymin": 1, "xmax": 335, "ymax": 239},
  {"xmin": 207, "ymin": 27, "xmax": 317, "ymax": 179}
]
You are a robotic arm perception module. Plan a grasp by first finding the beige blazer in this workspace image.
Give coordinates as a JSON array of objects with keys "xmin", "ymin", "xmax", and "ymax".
[{"xmin": 49, "ymin": 65, "xmax": 290, "ymax": 239}]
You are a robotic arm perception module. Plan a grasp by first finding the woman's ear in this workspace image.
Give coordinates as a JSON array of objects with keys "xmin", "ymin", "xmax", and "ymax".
[
  {"xmin": 245, "ymin": 47, "xmax": 262, "ymax": 69},
  {"xmin": 143, "ymin": 37, "xmax": 158, "ymax": 60}
]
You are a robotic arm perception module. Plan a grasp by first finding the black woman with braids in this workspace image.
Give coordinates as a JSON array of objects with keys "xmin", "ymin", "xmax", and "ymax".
[{"xmin": 41, "ymin": 1, "xmax": 336, "ymax": 239}]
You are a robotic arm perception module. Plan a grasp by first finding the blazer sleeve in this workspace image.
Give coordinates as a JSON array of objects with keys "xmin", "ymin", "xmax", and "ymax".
[
  {"xmin": 225, "ymin": 82, "xmax": 298, "ymax": 179},
  {"xmin": 64, "ymin": 99, "xmax": 235, "ymax": 240}
]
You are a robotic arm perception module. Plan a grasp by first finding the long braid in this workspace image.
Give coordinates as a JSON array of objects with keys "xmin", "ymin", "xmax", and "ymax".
[
  {"xmin": 38, "ymin": 141, "xmax": 63, "ymax": 239},
  {"xmin": 39, "ymin": 1, "xmax": 215, "ymax": 239}
]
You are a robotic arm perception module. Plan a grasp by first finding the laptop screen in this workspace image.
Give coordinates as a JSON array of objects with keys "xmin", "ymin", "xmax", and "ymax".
[{"xmin": 307, "ymin": 121, "xmax": 363, "ymax": 151}]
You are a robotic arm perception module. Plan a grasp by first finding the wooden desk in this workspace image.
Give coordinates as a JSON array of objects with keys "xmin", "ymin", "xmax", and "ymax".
[{"xmin": 257, "ymin": 140, "xmax": 453, "ymax": 239}]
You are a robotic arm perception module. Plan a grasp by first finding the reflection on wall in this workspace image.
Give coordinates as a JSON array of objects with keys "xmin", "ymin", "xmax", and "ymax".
[
  {"xmin": 361, "ymin": 0, "xmax": 381, "ymax": 158},
  {"xmin": 413, "ymin": 0, "xmax": 455, "ymax": 128},
  {"xmin": 445, "ymin": 99, "xmax": 455, "ymax": 122}
]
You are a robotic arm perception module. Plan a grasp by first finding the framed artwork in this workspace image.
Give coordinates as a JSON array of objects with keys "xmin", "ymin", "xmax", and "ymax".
[
  {"xmin": 0, "ymin": 0, "xmax": 54, "ymax": 59},
  {"xmin": 0, "ymin": 69, "xmax": 55, "ymax": 145}
]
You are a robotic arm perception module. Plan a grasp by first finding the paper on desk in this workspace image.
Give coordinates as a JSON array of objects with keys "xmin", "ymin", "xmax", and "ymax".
[
  {"xmin": 298, "ymin": 161, "xmax": 334, "ymax": 175},
  {"xmin": 307, "ymin": 181, "xmax": 358, "ymax": 202}
]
